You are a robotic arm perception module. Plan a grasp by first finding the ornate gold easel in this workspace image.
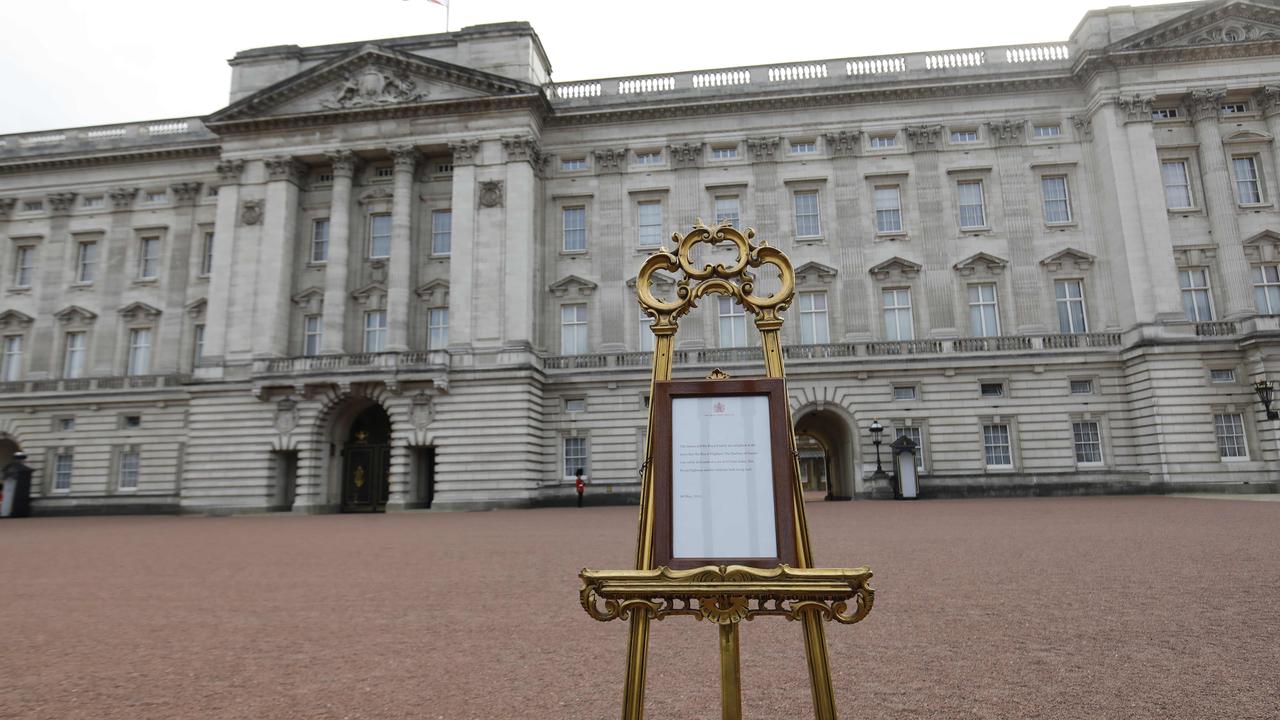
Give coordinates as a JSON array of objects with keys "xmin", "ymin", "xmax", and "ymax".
[{"xmin": 579, "ymin": 222, "xmax": 875, "ymax": 720}]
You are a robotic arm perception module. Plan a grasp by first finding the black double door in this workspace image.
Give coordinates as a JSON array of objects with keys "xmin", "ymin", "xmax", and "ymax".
[{"xmin": 341, "ymin": 406, "xmax": 392, "ymax": 513}]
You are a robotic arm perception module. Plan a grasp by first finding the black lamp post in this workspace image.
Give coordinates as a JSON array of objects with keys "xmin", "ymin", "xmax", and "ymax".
[
  {"xmin": 869, "ymin": 419, "xmax": 887, "ymax": 479},
  {"xmin": 1255, "ymin": 379, "xmax": 1279, "ymax": 421}
]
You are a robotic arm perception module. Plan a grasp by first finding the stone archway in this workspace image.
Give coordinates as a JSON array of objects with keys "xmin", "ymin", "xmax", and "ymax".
[
  {"xmin": 794, "ymin": 406, "xmax": 857, "ymax": 500},
  {"xmin": 321, "ymin": 397, "xmax": 394, "ymax": 512}
]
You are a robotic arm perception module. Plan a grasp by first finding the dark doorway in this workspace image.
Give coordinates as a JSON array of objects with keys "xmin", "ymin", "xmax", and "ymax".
[
  {"xmin": 341, "ymin": 405, "xmax": 392, "ymax": 513},
  {"xmin": 413, "ymin": 447, "xmax": 436, "ymax": 509},
  {"xmin": 270, "ymin": 450, "xmax": 298, "ymax": 511}
]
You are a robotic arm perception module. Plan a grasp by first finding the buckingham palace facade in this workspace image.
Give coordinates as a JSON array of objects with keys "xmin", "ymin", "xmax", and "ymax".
[{"xmin": 4, "ymin": 0, "xmax": 1280, "ymax": 514}]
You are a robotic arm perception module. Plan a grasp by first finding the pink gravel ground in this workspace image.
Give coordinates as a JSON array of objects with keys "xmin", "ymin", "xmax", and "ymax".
[{"xmin": 1, "ymin": 495, "xmax": 1278, "ymax": 720}]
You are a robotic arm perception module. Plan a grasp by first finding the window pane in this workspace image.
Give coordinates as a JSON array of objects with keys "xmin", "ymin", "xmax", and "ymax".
[
  {"xmin": 311, "ymin": 219, "xmax": 329, "ymax": 263},
  {"xmin": 715, "ymin": 196, "xmax": 740, "ymax": 226},
  {"xmin": 369, "ymin": 214, "xmax": 392, "ymax": 257},
  {"xmin": 563, "ymin": 207, "xmax": 587, "ymax": 251},
  {"xmin": 638, "ymin": 202, "xmax": 663, "ymax": 246},
  {"xmin": 794, "ymin": 191, "xmax": 820, "ymax": 237},
  {"xmin": 1214, "ymin": 413, "xmax": 1248, "ymax": 458},
  {"xmin": 428, "ymin": 308, "xmax": 449, "ymax": 350},
  {"xmin": 958, "ymin": 181, "xmax": 985, "ymax": 228},
  {"xmin": 1072, "ymin": 421, "xmax": 1103, "ymax": 464},
  {"xmin": 874, "ymin": 186, "xmax": 902, "ymax": 233},
  {"xmin": 1162, "ymin": 161, "xmax": 1192, "ymax": 209},
  {"xmin": 431, "ymin": 210, "xmax": 452, "ymax": 255},
  {"xmin": 1041, "ymin": 176, "xmax": 1071, "ymax": 223},
  {"xmin": 1234, "ymin": 157, "xmax": 1262, "ymax": 203}
]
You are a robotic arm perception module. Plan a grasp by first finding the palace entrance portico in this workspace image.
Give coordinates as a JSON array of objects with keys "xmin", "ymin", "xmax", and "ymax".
[{"xmin": 338, "ymin": 403, "xmax": 393, "ymax": 512}]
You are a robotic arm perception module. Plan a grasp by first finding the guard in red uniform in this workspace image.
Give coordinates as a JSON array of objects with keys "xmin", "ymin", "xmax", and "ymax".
[{"xmin": 575, "ymin": 468, "xmax": 585, "ymax": 508}]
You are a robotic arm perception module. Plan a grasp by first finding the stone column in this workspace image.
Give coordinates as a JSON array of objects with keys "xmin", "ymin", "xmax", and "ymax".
[
  {"xmin": 824, "ymin": 131, "xmax": 870, "ymax": 339},
  {"xmin": 1259, "ymin": 86, "xmax": 1280, "ymax": 196},
  {"xmin": 446, "ymin": 140, "xmax": 480, "ymax": 350},
  {"xmin": 501, "ymin": 136, "xmax": 544, "ymax": 350},
  {"xmin": 1190, "ymin": 88, "xmax": 1253, "ymax": 319},
  {"xmin": 92, "ymin": 187, "xmax": 138, "ymax": 374},
  {"xmin": 201, "ymin": 160, "xmax": 243, "ymax": 369},
  {"xmin": 905, "ymin": 124, "xmax": 954, "ymax": 335},
  {"xmin": 155, "ymin": 182, "xmax": 202, "ymax": 373},
  {"xmin": 29, "ymin": 192, "xmax": 77, "ymax": 378},
  {"xmin": 321, "ymin": 151, "xmax": 357, "ymax": 354},
  {"xmin": 252, "ymin": 157, "xmax": 305, "ymax": 357},
  {"xmin": 386, "ymin": 145, "xmax": 418, "ymax": 352}
]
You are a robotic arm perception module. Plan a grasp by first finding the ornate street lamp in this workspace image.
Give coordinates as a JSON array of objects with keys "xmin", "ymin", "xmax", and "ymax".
[
  {"xmin": 1255, "ymin": 379, "xmax": 1279, "ymax": 421},
  {"xmin": 869, "ymin": 419, "xmax": 887, "ymax": 479}
]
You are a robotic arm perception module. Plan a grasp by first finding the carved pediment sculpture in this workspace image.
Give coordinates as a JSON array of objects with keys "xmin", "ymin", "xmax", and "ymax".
[
  {"xmin": 118, "ymin": 301, "xmax": 162, "ymax": 323},
  {"xmin": 185, "ymin": 298, "xmax": 208, "ymax": 319},
  {"xmin": 53, "ymin": 305, "xmax": 98, "ymax": 326},
  {"xmin": 323, "ymin": 65, "xmax": 429, "ymax": 109},
  {"xmin": 1115, "ymin": 4, "xmax": 1280, "ymax": 51}
]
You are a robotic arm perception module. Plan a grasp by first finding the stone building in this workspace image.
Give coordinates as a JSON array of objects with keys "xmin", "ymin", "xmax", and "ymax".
[{"xmin": 3, "ymin": 0, "xmax": 1280, "ymax": 514}]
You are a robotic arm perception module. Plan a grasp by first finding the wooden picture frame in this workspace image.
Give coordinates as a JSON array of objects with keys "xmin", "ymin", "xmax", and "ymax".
[{"xmin": 652, "ymin": 377, "xmax": 798, "ymax": 569}]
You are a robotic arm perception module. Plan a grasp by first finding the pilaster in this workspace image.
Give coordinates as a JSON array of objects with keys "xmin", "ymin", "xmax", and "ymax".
[
  {"xmin": 250, "ymin": 157, "xmax": 305, "ymax": 357},
  {"xmin": 92, "ymin": 187, "xmax": 139, "ymax": 374},
  {"xmin": 826, "ymin": 131, "xmax": 869, "ymax": 337},
  {"xmin": 501, "ymin": 136, "xmax": 541, "ymax": 350},
  {"xmin": 1190, "ymin": 88, "xmax": 1252, "ymax": 319},
  {"xmin": 321, "ymin": 150, "xmax": 357, "ymax": 354},
  {"xmin": 386, "ymin": 145, "xmax": 418, "ymax": 351},
  {"xmin": 155, "ymin": 181, "xmax": 202, "ymax": 373},
  {"xmin": 446, "ymin": 140, "xmax": 479, "ymax": 350},
  {"xmin": 988, "ymin": 119, "xmax": 1043, "ymax": 333},
  {"xmin": 29, "ymin": 192, "xmax": 77, "ymax": 378},
  {"xmin": 904, "ymin": 124, "xmax": 953, "ymax": 335},
  {"xmin": 594, "ymin": 146, "xmax": 627, "ymax": 351}
]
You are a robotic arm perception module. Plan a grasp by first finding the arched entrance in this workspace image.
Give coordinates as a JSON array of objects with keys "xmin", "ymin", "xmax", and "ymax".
[
  {"xmin": 340, "ymin": 404, "xmax": 392, "ymax": 513},
  {"xmin": 795, "ymin": 407, "xmax": 856, "ymax": 500}
]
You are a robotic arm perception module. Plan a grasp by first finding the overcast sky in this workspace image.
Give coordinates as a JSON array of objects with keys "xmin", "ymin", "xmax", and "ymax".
[{"xmin": 1, "ymin": 0, "xmax": 1176, "ymax": 135}]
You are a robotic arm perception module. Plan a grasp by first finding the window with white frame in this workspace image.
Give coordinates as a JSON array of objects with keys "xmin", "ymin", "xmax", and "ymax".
[
  {"xmin": 82, "ymin": 195, "xmax": 104, "ymax": 209},
  {"xmin": 1252, "ymin": 265, "xmax": 1280, "ymax": 314},
  {"xmin": 1179, "ymin": 268, "xmax": 1213, "ymax": 321},
  {"xmin": 143, "ymin": 190, "xmax": 166, "ymax": 204},
  {"xmin": 193, "ymin": 324, "xmax": 205, "ymax": 364},
  {"xmin": 1233, "ymin": 156, "xmax": 1263, "ymax": 204},
  {"xmin": 561, "ymin": 303, "xmax": 588, "ymax": 355},
  {"xmin": 793, "ymin": 190, "xmax": 821, "ymax": 238},
  {"xmin": 53, "ymin": 452, "xmax": 73, "ymax": 491},
  {"xmin": 21, "ymin": 200, "xmax": 42, "ymax": 213},
  {"xmin": 63, "ymin": 331, "xmax": 85, "ymax": 379},
  {"xmin": 711, "ymin": 146, "xmax": 738, "ymax": 160},
  {"xmin": 564, "ymin": 436, "xmax": 588, "ymax": 477},
  {"xmin": 1209, "ymin": 368, "xmax": 1236, "ymax": 383},
  {"xmin": 127, "ymin": 328, "xmax": 151, "ymax": 376},
  {"xmin": 57, "ymin": 417, "xmax": 75, "ymax": 432},
  {"xmin": 1033, "ymin": 124, "xmax": 1062, "ymax": 138},
  {"xmin": 714, "ymin": 196, "xmax": 740, "ymax": 226},
  {"xmin": 980, "ymin": 382, "xmax": 1005, "ymax": 398},
  {"xmin": 1161, "ymin": 161, "xmax": 1194, "ymax": 209},
  {"xmin": 1152, "ymin": 107, "xmax": 1181, "ymax": 120},
  {"xmin": 798, "ymin": 291, "xmax": 830, "ymax": 344},
  {"xmin": 200, "ymin": 231, "xmax": 215, "ymax": 276},
  {"xmin": 1221, "ymin": 102, "xmax": 1249, "ymax": 115},
  {"xmin": 1214, "ymin": 413, "xmax": 1248, "ymax": 458},
  {"xmin": 1041, "ymin": 176, "xmax": 1072, "ymax": 224},
  {"xmin": 882, "ymin": 288, "xmax": 913, "ymax": 341},
  {"xmin": 968, "ymin": 283, "xmax": 1000, "ymax": 337},
  {"xmin": 303, "ymin": 315, "xmax": 322, "ymax": 356},
  {"xmin": 138, "ymin": 237, "xmax": 160, "ymax": 279},
  {"xmin": 895, "ymin": 426, "xmax": 925, "ymax": 470},
  {"xmin": 428, "ymin": 308, "xmax": 449, "ymax": 350},
  {"xmin": 311, "ymin": 219, "xmax": 329, "ymax": 263},
  {"xmin": 118, "ymin": 450, "xmax": 140, "ymax": 490},
  {"xmin": 637, "ymin": 201, "xmax": 663, "ymax": 247},
  {"xmin": 1072, "ymin": 421, "xmax": 1104, "ymax": 464},
  {"xmin": 561, "ymin": 157, "xmax": 587, "ymax": 171},
  {"xmin": 363, "ymin": 311, "xmax": 387, "ymax": 352},
  {"xmin": 373, "ymin": 165, "xmax": 393, "ymax": 179},
  {"xmin": 634, "ymin": 150, "xmax": 662, "ymax": 166},
  {"xmin": 869, "ymin": 134, "xmax": 898, "ymax": 149},
  {"xmin": 718, "ymin": 297, "xmax": 749, "ymax": 348},
  {"xmin": 892, "ymin": 386, "xmax": 916, "ymax": 401},
  {"xmin": 13, "ymin": 245, "xmax": 35, "ymax": 287},
  {"xmin": 957, "ymin": 180, "xmax": 986, "ymax": 229},
  {"xmin": 950, "ymin": 129, "xmax": 978, "ymax": 143},
  {"xmin": 639, "ymin": 307, "xmax": 654, "ymax": 352},
  {"xmin": 431, "ymin": 210, "xmax": 452, "ymax": 256},
  {"xmin": 368, "ymin": 214, "xmax": 392, "ymax": 258},
  {"xmin": 874, "ymin": 186, "xmax": 903, "ymax": 233},
  {"xmin": 76, "ymin": 241, "xmax": 98, "ymax": 283},
  {"xmin": 982, "ymin": 423, "xmax": 1013, "ymax": 468},
  {"xmin": 1070, "ymin": 379, "xmax": 1094, "ymax": 395},
  {"xmin": 563, "ymin": 206, "xmax": 587, "ymax": 252},
  {"xmin": 565, "ymin": 398, "xmax": 587, "ymax": 413},
  {"xmin": 1, "ymin": 335, "xmax": 22, "ymax": 381},
  {"xmin": 1054, "ymin": 279, "xmax": 1088, "ymax": 333},
  {"xmin": 790, "ymin": 140, "xmax": 817, "ymax": 154}
]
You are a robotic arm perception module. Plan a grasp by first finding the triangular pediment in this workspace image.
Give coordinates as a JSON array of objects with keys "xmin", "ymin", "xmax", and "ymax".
[
  {"xmin": 415, "ymin": 279, "xmax": 449, "ymax": 304},
  {"xmin": 208, "ymin": 44, "xmax": 540, "ymax": 125},
  {"xmin": 953, "ymin": 252, "xmax": 1009, "ymax": 276},
  {"xmin": 185, "ymin": 298, "xmax": 208, "ymax": 318},
  {"xmin": 869, "ymin": 256, "xmax": 922, "ymax": 280},
  {"xmin": 1225, "ymin": 129, "xmax": 1274, "ymax": 144},
  {"xmin": 549, "ymin": 274, "xmax": 598, "ymax": 297},
  {"xmin": 0, "ymin": 309, "xmax": 34, "ymax": 330},
  {"xmin": 118, "ymin": 301, "xmax": 162, "ymax": 322},
  {"xmin": 1112, "ymin": 2, "xmax": 1280, "ymax": 51},
  {"xmin": 1245, "ymin": 229, "xmax": 1280, "ymax": 245},
  {"xmin": 794, "ymin": 261, "xmax": 838, "ymax": 285},
  {"xmin": 1244, "ymin": 229, "xmax": 1280, "ymax": 261},
  {"xmin": 291, "ymin": 288, "xmax": 324, "ymax": 314},
  {"xmin": 53, "ymin": 305, "xmax": 98, "ymax": 325},
  {"xmin": 1040, "ymin": 248, "xmax": 1095, "ymax": 272}
]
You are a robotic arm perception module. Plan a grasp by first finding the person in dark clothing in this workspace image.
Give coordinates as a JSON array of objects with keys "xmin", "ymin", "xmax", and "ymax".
[
  {"xmin": 575, "ymin": 468, "xmax": 585, "ymax": 508},
  {"xmin": 3, "ymin": 452, "xmax": 33, "ymax": 518}
]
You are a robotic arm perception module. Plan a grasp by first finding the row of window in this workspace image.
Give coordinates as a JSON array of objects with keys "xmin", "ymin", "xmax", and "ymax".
[
  {"xmin": 10, "ymin": 190, "xmax": 178, "ymax": 216},
  {"xmin": 45, "ymin": 449, "xmax": 143, "ymax": 493},
  {"xmin": 299, "ymin": 309, "xmax": 449, "ymax": 356},
  {"xmin": 0, "ymin": 326, "xmax": 184, "ymax": 381},
  {"xmin": 1160, "ymin": 156, "xmax": 1268, "ymax": 210}
]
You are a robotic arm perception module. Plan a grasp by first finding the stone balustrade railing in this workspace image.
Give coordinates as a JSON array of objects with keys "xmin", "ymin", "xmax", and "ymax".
[
  {"xmin": 0, "ymin": 374, "xmax": 190, "ymax": 394},
  {"xmin": 547, "ymin": 42, "xmax": 1071, "ymax": 105},
  {"xmin": 252, "ymin": 351, "xmax": 450, "ymax": 376},
  {"xmin": 0, "ymin": 117, "xmax": 216, "ymax": 159}
]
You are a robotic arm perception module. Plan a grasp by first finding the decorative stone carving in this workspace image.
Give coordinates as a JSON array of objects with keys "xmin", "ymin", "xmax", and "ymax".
[
  {"xmin": 1172, "ymin": 246, "xmax": 1219, "ymax": 268},
  {"xmin": 390, "ymin": 145, "xmax": 419, "ymax": 172},
  {"xmin": 1117, "ymin": 94, "xmax": 1155, "ymax": 123},
  {"xmin": 411, "ymin": 391, "xmax": 434, "ymax": 431},
  {"xmin": 869, "ymin": 256, "xmax": 922, "ymax": 281},
  {"xmin": 985, "ymin": 120, "xmax": 1024, "ymax": 146},
  {"xmin": 0, "ymin": 310, "xmax": 35, "ymax": 331},
  {"xmin": 745, "ymin": 136, "xmax": 780, "ymax": 162},
  {"xmin": 794, "ymin": 261, "xmax": 838, "ymax": 286},
  {"xmin": 169, "ymin": 182, "xmax": 203, "ymax": 204},
  {"xmin": 823, "ymin": 130, "xmax": 861, "ymax": 157},
  {"xmin": 478, "ymin": 180, "xmax": 504, "ymax": 208},
  {"xmin": 904, "ymin": 125, "xmax": 943, "ymax": 151},
  {"xmin": 265, "ymin": 156, "xmax": 308, "ymax": 183},
  {"xmin": 415, "ymin": 279, "xmax": 450, "ymax": 305},
  {"xmin": 358, "ymin": 186, "xmax": 394, "ymax": 205},
  {"xmin": 449, "ymin": 139, "xmax": 481, "ymax": 165},
  {"xmin": 369, "ymin": 260, "xmax": 389, "ymax": 284},
  {"xmin": 46, "ymin": 192, "xmax": 77, "ymax": 214},
  {"xmin": 323, "ymin": 65, "xmax": 428, "ymax": 109},
  {"xmin": 273, "ymin": 398, "xmax": 299, "ymax": 435},
  {"xmin": 1188, "ymin": 88, "xmax": 1227, "ymax": 121},
  {"xmin": 1069, "ymin": 115, "xmax": 1094, "ymax": 141},
  {"xmin": 240, "ymin": 200, "xmax": 263, "ymax": 226},
  {"xmin": 549, "ymin": 275, "xmax": 598, "ymax": 297},
  {"xmin": 1039, "ymin": 248, "xmax": 1095, "ymax": 273},
  {"xmin": 326, "ymin": 149, "xmax": 359, "ymax": 177},
  {"xmin": 592, "ymin": 148, "xmax": 628, "ymax": 172},
  {"xmin": 291, "ymin": 287, "xmax": 324, "ymax": 315},
  {"xmin": 108, "ymin": 187, "xmax": 139, "ymax": 210},
  {"xmin": 117, "ymin": 301, "xmax": 162, "ymax": 323},
  {"xmin": 53, "ymin": 305, "xmax": 97, "ymax": 326},
  {"xmin": 351, "ymin": 282, "xmax": 388, "ymax": 310},
  {"xmin": 0, "ymin": 198, "xmax": 16, "ymax": 219},
  {"xmin": 953, "ymin": 252, "xmax": 1009, "ymax": 277},
  {"xmin": 185, "ymin": 298, "xmax": 207, "ymax": 319},
  {"xmin": 1256, "ymin": 86, "xmax": 1280, "ymax": 117},
  {"xmin": 502, "ymin": 136, "xmax": 544, "ymax": 166},
  {"xmin": 215, "ymin": 159, "xmax": 245, "ymax": 185},
  {"xmin": 667, "ymin": 142, "xmax": 704, "ymax": 168}
]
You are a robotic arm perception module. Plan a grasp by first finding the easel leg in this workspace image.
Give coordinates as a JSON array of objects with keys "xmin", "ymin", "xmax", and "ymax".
[
  {"xmin": 719, "ymin": 623, "xmax": 743, "ymax": 720},
  {"xmin": 621, "ymin": 614, "xmax": 650, "ymax": 720},
  {"xmin": 801, "ymin": 610, "xmax": 837, "ymax": 719}
]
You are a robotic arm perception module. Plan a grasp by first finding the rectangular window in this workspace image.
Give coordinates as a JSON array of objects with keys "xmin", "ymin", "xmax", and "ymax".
[
  {"xmin": 1214, "ymin": 413, "xmax": 1248, "ymax": 459},
  {"xmin": 1, "ymin": 335, "xmax": 22, "ymax": 382},
  {"xmin": 1033, "ymin": 124, "xmax": 1062, "ymax": 138},
  {"xmin": 311, "ymin": 219, "xmax": 330, "ymax": 263},
  {"xmin": 428, "ymin": 308, "xmax": 449, "ymax": 350},
  {"xmin": 1072, "ymin": 421, "xmax": 1103, "ymax": 464},
  {"xmin": 193, "ymin": 324, "xmax": 205, "ymax": 364},
  {"xmin": 1055, "ymin": 279, "xmax": 1088, "ymax": 333},
  {"xmin": 980, "ymin": 382, "xmax": 1005, "ymax": 398},
  {"xmin": 561, "ymin": 157, "xmax": 587, "ymax": 171},
  {"xmin": 21, "ymin": 200, "xmax": 43, "ymax": 213},
  {"xmin": 892, "ymin": 386, "xmax": 916, "ymax": 401},
  {"xmin": 82, "ymin": 195, "xmax": 104, "ymax": 209},
  {"xmin": 76, "ymin": 241, "xmax": 98, "ymax": 283},
  {"xmin": 967, "ymin": 283, "xmax": 1000, "ymax": 337},
  {"xmin": 374, "ymin": 166, "xmax": 393, "ymax": 179},
  {"xmin": 1041, "ymin": 176, "xmax": 1072, "ymax": 224},
  {"xmin": 790, "ymin": 140, "xmax": 817, "ymax": 154},
  {"xmin": 363, "ymin": 311, "xmax": 387, "ymax": 353},
  {"xmin": 1151, "ymin": 107, "xmax": 1180, "ymax": 120},
  {"xmin": 1252, "ymin": 265, "xmax": 1280, "ymax": 314},
  {"xmin": 1179, "ymin": 268, "xmax": 1214, "ymax": 322},
  {"xmin": 368, "ymin": 214, "xmax": 392, "ymax": 258},
  {"xmin": 58, "ymin": 418, "xmax": 75, "ymax": 432},
  {"xmin": 125, "ymin": 328, "xmax": 150, "ymax": 376},
  {"xmin": 798, "ymin": 291, "xmax": 830, "ymax": 344},
  {"xmin": 200, "ymin": 232, "xmax": 215, "ymax": 276},
  {"xmin": 882, "ymin": 288, "xmax": 913, "ymax": 341},
  {"xmin": 53, "ymin": 453, "xmax": 73, "ymax": 491},
  {"xmin": 895, "ymin": 426, "xmax": 925, "ymax": 470},
  {"xmin": 561, "ymin": 303, "xmax": 588, "ymax": 355},
  {"xmin": 303, "ymin": 315, "xmax": 322, "ymax": 356},
  {"xmin": 714, "ymin": 196, "xmax": 740, "ymax": 226},
  {"xmin": 983, "ymin": 424, "xmax": 1013, "ymax": 468},
  {"xmin": 1209, "ymin": 368, "xmax": 1236, "ymax": 383},
  {"xmin": 118, "ymin": 451, "xmax": 140, "ymax": 490},
  {"xmin": 869, "ymin": 135, "xmax": 898, "ymax": 149},
  {"xmin": 1233, "ymin": 156, "xmax": 1263, "ymax": 204},
  {"xmin": 564, "ymin": 436, "xmax": 588, "ymax": 478},
  {"xmin": 793, "ymin": 190, "xmax": 821, "ymax": 238},
  {"xmin": 565, "ymin": 398, "xmax": 587, "ymax": 413},
  {"xmin": 634, "ymin": 151, "xmax": 662, "ymax": 165},
  {"xmin": 138, "ymin": 237, "xmax": 160, "ymax": 279},
  {"xmin": 431, "ymin": 210, "xmax": 452, "ymax": 256},
  {"xmin": 63, "ymin": 332, "xmax": 85, "ymax": 379},
  {"xmin": 950, "ymin": 129, "xmax": 978, "ymax": 143},
  {"xmin": 1221, "ymin": 103, "xmax": 1249, "ymax": 114},
  {"xmin": 13, "ymin": 246, "xmax": 34, "ymax": 287},
  {"xmin": 711, "ymin": 146, "xmax": 738, "ymax": 160},
  {"xmin": 143, "ymin": 190, "xmax": 166, "ymax": 204},
  {"xmin": 122, "ymin": 415, "xmax": 141, "ymax": 429},
  {"xmin": 637, "ymin": 201, "xmax": 663, "ymax": 247},
  {"xmin": 1070, "ymin": 379, "xmax": 1094, "ymax": 395},
  {"xmin": 874, "ymin": 186, "xmax": 903, "ymax": 233},
  {"xmin": 563, "ymin": 206, "xmax": 587, "ymax": 252},
  {"xmin": 1161, "ymin": 161, "xmax": 1193, "ymax": 209},
  {"xmin": 718, "ymin": 296, "xmax": 749, "ymax": 348},
  {"xmin": 957, "ymin": 180, "xmax": 986, "ymax": 229}
]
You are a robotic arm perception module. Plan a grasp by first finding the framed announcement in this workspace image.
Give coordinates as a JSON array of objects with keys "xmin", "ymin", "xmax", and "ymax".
[{"xmin": 652, "ymin": 378, "xmax": 798, "ymax": 570}]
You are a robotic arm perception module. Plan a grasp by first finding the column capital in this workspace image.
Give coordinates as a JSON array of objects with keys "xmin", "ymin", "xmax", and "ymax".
[
  {"xmin": 1187, "ymin": 88, "xmax": 1226, "ymax": 122},
  {"xmin": 1117, "ymin": 94, "xmax": 1155, "ymax": 123},
  {"xmin": 108, "ymin": 186, "xmax": 138, "ymax": 210},
  {"xmin": 215, "ymin": 159, "xmax": 245, "ymax": 185},
  {"xmin": 1257, "ymin": 86, "xmax": 1280, "ymax": 118},
  {"xmin": 667, "ymin": 142, "xmax": 704, "ymax": 168},
  {"xmin": 823, "ymin": 130, "xmax": 861, "ymax": 157},
  {"xmin": 449, "ymin": 139, "xmax": 481, "ymax": 166},
  {"xmin": 0, "ymin": 198, "xmax": 15, "ymax": 219},
  {"xmin": 169, "ymin": 181, "xmax": 203, "ymax": 205},
  {"xmin": 985, "ymin": 119, "xmax": 1025, "ymax": 146},
  {"xmin": 265, "ymin": 156, "xmax": 308, "ymax": 184},
  {"xmin": 389, "ymin": 145, "xmax": 419, "ymax": 172},
  {"xmin": 47, "ymin": 192, "xmax": 77, "ymax": 215},
  {"xmin": 592, "ymin": 147, "xmax": 628, "ymax": 173},
  {"xmin": 1069, "ymin": 114, "xmax": 1094, "ymax": 141},
  {"xmin": 325, "ymin": 149, "xmax": 359, "ymax": 178},
  {"xmin": 501, "ymin": 136, "xmax": 540, "ymax": 163},
  {"xmin": 745, "ymin": 136, "xmax": 781, "ymax": 162},
  {"xmin": 904, "ymin": 124, "xmax": 943, "ymax": 152}
]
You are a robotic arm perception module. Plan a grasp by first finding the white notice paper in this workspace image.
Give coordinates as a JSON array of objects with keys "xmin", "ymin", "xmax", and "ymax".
[{"xmin": 670, "ymin": 395, "xmax": 777, "ymax": 560}]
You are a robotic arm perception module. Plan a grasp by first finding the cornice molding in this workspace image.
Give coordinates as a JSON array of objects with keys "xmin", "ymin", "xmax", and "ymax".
[{"xmin": 0, "ymin": 144, "xmax": 219, "ymax": 176}]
